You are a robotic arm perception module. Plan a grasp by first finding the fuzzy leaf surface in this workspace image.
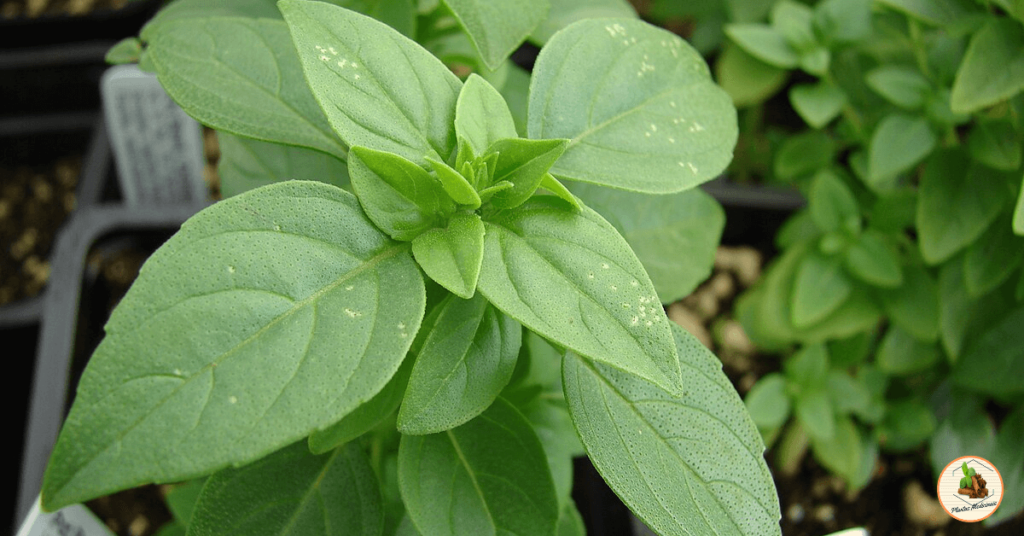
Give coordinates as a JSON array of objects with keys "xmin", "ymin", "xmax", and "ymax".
[
  {"xmin": 477, "ymin": 197, "xmax": 683, "ymax": 393},
  {"xmin": 146, "ymin": 18, "xmax": 347, "ymax": 160},
  {"xmin": 568, "ymin": 182, "xmax": 724, "ymax": 303},
  {"xmin": 42, "ymin": 182, "xmax": 425, "ymax": 509},
  {"xmin": 398, "ymin": 294, "xmax": 521, "ymax": 434},
  {"xmin": 563, "ymin": 323, "xmax": 781, "ymax": 536},
  {"xmin": 487, "ymin": 138, "xmax": 568, "ymax": 209},
  {"xmin": 217, "ymin": 133, "xmax": 349, "ymax": 198},
  {"xmin": 443, "ymin": 0, "xmax": 550, "ymax": 70},
  {"xmin": 348, "ymin": 146, "xmax": 454, "ymax": 241},
  {"xmin": 455, "ymin": 74, "xmax": 519, "ymax": 156},
  {"xmin": 188, "ymin": 442, "xmax": 382, "ymax": 536},
  {"xmin": 398, "ymin": 398, "xmax": 559, "ymax": 536},
  {"xmin": 530, "ymin": 18, "xmax": 737, "ymax": 193},
  {"xmin": 282, "ymin": 0, "xmax": 462, "ymax": 165},
  {"xmin": 411, "ymin": 213, "xmax": 486, "ymax": 298},
  {"xmin": 308, "ymin": 358, "xmax": 413, "ymax": 454}
]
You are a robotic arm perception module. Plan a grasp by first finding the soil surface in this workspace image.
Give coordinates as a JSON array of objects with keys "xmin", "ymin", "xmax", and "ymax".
[{"xmin": 0, "ymin": 155, "xmax": 79, "ymax": 306}]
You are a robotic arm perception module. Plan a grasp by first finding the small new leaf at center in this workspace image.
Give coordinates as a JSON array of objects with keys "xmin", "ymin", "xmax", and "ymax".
[
  {"xmin": 412, "ymin": 213, "xmax": 486, "ymax": 299},
  {"xmin": 349, "ymin": 146, "xmax": 455, "ymax": 241},
  {"xmin": 485, "ymin": 138, "xmax": 569, "ymax": 209}
]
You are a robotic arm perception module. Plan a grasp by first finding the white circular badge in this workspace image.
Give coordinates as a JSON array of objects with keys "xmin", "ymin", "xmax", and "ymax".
[{"xmin": 937, "ymin": 456, "xmax": 1003, "ymax": 522}]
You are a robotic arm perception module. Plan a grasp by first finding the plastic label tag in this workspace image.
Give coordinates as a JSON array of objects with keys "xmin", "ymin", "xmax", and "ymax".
[
  {"xmin": 101, "ymin": 64, "xmax": 206, "ymax": 206},
  {"xmin": 16, "ymin": 497, "xmax": 114, "ymax": 536}
]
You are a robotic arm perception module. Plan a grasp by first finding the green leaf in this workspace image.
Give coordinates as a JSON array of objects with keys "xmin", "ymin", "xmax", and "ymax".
[
  {"xmin": 880, "ymin": 399, "xmax": 936, "ymax": 452},
  {"xmin": 41, "ymin": 182, "xmax": 425, "ymax": 510},
  {"xmin": 880, "ymin": 263, "xmax": 939, "ymax": 342},
  {"xmin": 790, "ymin": 81, "xmax": 847, "ymax": 129},
  {"xmin": 145, "ymin": 18, "xmax": 347, "ymax": 160},
  {"xmin": 335, "ymin": 0, "xmax": 418, "ymax": 38},
  {"xmin": 795, "ymin": 389, "xmax": 835, "ymax": 441},
  {"xmin": 281, "ymin": 0, "xmax": 462, "ymax": 165},
  {"xmin": 156, "ymin": 523, "xmax": 187, "ymax": 536},
  {"xmin": 951, "ymin": 19, "xmax": 1024, "ymax": 114},
  {"xmin": 398, "ymin": 398, "xmax": 559, "ymax": 536},
  {"xmin": 813, "ymin": 0, "xmax": 872, "ymax": 44},
  {"xmin": 792, "ymin": 251, "xmax": 853, "ymax": 328},
  {"xmin": 809, "ymin": 416, "xmax": 861, "ymax": 484},
  {"xmin": 455, "ymin": 74, "xmax": 519, "ymax": 157},
  {"xmin": 531, "ymin": 0, "xmax": 637, "ymax": 44},
  {"xmin": 784, "ymin": 343, "xmax": 830, "ymax": 387},
  {"xmin": 398, "ymin": 294, "xmax": 521, "ymax": 434},
  {"xmin": 965, "ymin": 215, "xmax": 1024, "ymax": 297},
  {"xmin": 411, "ymin": 213, "xmax": 486, "ymax": 299},
  {"xmin": 826, "ymin": 370, "xmax": 872, "ymax": 416},
  {"xmin": 968, "ymin": 120, "xmax": 1022, "ymax": 171},
  {"xmin": 1018, "ymin": 175, "xmax": 1024, "ymax": 236},
  {"xmin": 939, "ymin": 259, "xmax": 1017, "ymax": 362},
  {"xmin": 566, "ymin": 183, "xmax": 724, "ymax": 303},
  {"xmin": 776, "ymin": 210, "xmax": 820, "ymax": 249},
  {"xmin": 774, "ymin": 131, "xmax": 836, "ymax": 181},
  {"xmin": 877, "ymin": 326, "xmax": 940, "ymax": 375},
  {"xmin": 809, "ymin": 169, "xmax": 859, "ymax": 234},
  {"xmin": 349, "ymin": 146, "xmax": 455, "ymax": 241},
  {"xmin": 500, "ymin": 65, "xmax": 531, "ymax": 136},
  {"xmin": 844, "ymin": 230, "xmax": 902, "ymax": 288},
  {"xmin": 797, "ymin": 46, "xmax": 830, "ymax": 77},
  {"xmin": 217, "ymin": 133, "xmax": 350, "ymax": 198},
  {"xmin": 443, "ymin": 0, "xmax": 550, "ymax": 70},
  {"xmin": 563, "ymin": 324, "xmax": 781, "ymax": 536},
  {"xmin": 828, "ymin": 332, "xmax": 873, "ymax": 368},
  {"xmin": 741, "ymin": 243, "xmax": 879, "ymax": 348},
  {"xmin": 106, "ymin": 37, "xmax": 142, "ymax": 64},
  {"xmin": 141, "ymin": 0, "xmax": 282, "ymax": 31},
  {"xmin": 868, "ymin": 114, "xmax": 936, "ymax": 184},
  {"xmin": 477, "ymin": 198, "xmax": 683, "ymax": 393},
  {"xmin": 189, "ymin": 442, "xmax": 383, "ymax": 536},
  {"xmin": 530, "ymin": 18, "xmax": 737, "ymax": 193},
  {"xmin": 875, "ymin": 0, "xmax": 978, "ymax": 26},
  {"xmin": 515, "ymin": 391, "xmax": 583, "ymax": 508},
  {"xmin": 308, "ymin": 357, "xmax": 413, "ymax": 454},
  {"xmin": 870, "ymin": 188, "xmax": 917, "ymax": 233},
  {"xmin": 539, "ymin": 173, "xmax": 582, "ymax": 211},
  {"xmin": 725, "ymin": 24, "xmax": 799, "ymax": 68},
  {"xmin": 424, "ymin": 158, "xmax": 481, "ymax": 208},
  {"xmin": 715, "ymin": 44, "xmax": 789, "ymax": 108},
  {"xmin": 744, "ymin": 373, "xmax": 791, "ymax": 429},
  {"xmin": 771, "ymin": 0, "xmax": 816, "ymax": 51},
  {"xmin": 166, "ymin": 478, "xmax": 206, "ymax": 525},
  {"xmin": 952, "ymin": 306, "xmax": 1024, "ymax": 397},
  {"xmin": 930, "ymin": 389, "xmax": 996, "ymax": 479},
  {"xmin": 917, "ymin": 150, "xmax": 1007, "ymax": 264},
  {"xmin": 486, "ymin": 138, "xmax": 569, "ymax": 209},
  {"xmin": 985, "ymin": 407, "xmax": 1024, "ymax": 525},
  {"xmin": 556, "ymin": 500, "xmax": 585, "ymax": 536},
  {"xmin": 865, "ymin": 66, "xmax": 931, "ymax": 110}
]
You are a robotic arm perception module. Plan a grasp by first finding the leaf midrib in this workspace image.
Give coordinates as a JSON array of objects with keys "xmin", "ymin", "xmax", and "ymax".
[
  {"xmin": 52, "ymin": 243, "xmax": 408, "ymax": 498},
  {"xmin": 446, "ymin": 429, "xmax": 498, "ymax": 532}
]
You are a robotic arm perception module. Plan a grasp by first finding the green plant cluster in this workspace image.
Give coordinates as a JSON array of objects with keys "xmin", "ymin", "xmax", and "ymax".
[
  {"xmin": 42, "ymin": 1, "xmax": 786, "ymax": 535},
  {"xmin": 651, "ymin": 0, "xmax": 1024, "ymax": 525}
]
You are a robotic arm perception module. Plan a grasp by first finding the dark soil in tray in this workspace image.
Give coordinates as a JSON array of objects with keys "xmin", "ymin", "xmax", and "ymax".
[
  {"xmin": 0, "ymin": 154, "xmax": 80, "ymax": 306},
  {"xmin": 1, "ymin": 0, "xmax": 130, "ymax": 20}
]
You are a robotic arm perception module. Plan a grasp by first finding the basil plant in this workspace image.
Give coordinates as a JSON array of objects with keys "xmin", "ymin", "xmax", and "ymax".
[{"xmin": 43, "ymin": 1, "xmax": 781, "ymax": 535}]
